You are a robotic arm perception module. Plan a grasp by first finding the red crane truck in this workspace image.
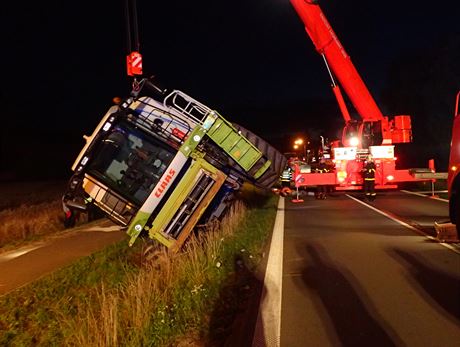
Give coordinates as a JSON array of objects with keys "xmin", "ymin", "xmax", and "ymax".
[
  {"xmin": 440, "ymin": 91, "xmax": 460, "ymax": 241},
  {"xmin": 289, "ymin": 0, "xmax": 431, "ymax": 191}
]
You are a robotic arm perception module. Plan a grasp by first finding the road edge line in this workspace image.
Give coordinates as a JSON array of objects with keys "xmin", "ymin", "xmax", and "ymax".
[
  {"xmin": 346, "ymin": 194, "xmax": 460, "ymax": 255},
  {"xmin": 252, "ymin": 196, "xmax": 284, "ymax": 347}
]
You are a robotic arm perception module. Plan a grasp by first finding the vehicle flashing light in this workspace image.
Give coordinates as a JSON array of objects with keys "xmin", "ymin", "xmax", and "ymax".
[
  {"xmin": 121, "ymin": 98, "xmax": 133, "ymax": 109},
  {"xmin": 451, "ymin": 165, "xmax": 458, "ymax": 172},
  {"xmin": 349, "ymin": 137, "xmax": 359, "ymax": 147},
  {"xmin": 81, "ymin": 156, "xmax": 89, "ymax": 165},
  {"xmin": 103, "ymin": 122, "xmax": 112, "ymax": 131},
  {"xmin": 337, "ymin": 170, "xmax": 347, "ymax": 182},
  {"xmin": 387, "ymin": 175, "xmax": 394, "ymax": 181}
]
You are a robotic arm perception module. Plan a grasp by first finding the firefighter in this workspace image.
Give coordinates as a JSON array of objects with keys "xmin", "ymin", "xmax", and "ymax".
[
  {"xmin": 315, "ymin": 158, "xmax": 329, "ymax": 199},
  {"xmin": 280, "ymin": 165, "xmax": 293, "ymax": 188},
  {"xmin": 362, "ymin": 155, "xmax": 376, "ymax": 201}
]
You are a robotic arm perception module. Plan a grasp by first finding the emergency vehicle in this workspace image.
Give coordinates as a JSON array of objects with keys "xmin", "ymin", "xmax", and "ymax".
[
  {"xmin": 289, "ymin": 0, "xmax": 434, "ymax": 191},
  {"xmin": 441, "ymin": 91, "xmax": 460, "ymax": 240}
]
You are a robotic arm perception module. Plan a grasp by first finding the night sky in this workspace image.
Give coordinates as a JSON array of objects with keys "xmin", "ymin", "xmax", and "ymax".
[{"xmin": 1, "ymin": 1, "xmax": 459, "ymax": 181}]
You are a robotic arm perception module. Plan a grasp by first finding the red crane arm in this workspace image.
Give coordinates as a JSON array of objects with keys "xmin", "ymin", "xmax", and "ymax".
[{"xmin": 290, "ymin": 0, "xmax": 384, "ymax": 122}]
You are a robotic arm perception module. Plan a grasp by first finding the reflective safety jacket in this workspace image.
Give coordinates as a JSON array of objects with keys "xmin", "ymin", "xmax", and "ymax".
[
  {"xmin": 280, "ymin": 168, "xmax": 292, "ymax": 182},
  {"xmin": 363, "ymin": 161, "xmax": 376, "ymax": 180}
]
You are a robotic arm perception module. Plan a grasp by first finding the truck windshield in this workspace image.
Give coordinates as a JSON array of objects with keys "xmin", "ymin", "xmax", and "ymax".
[{"xmin": 87, "ymin": 121, "xmax": 176, "ymax": 205}]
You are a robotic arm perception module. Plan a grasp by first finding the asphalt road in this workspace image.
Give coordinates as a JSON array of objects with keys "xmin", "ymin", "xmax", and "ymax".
[
  {"xmin": 281, "ymin": 191, "xmax": 460, "ymax": 347},
  {"xmin": 349, "ymin": 190, "xmax": 451, "ymax": 237},
  {"xmin": 0, "ymin": 219, "xmax": 126, "ymax": 296}
]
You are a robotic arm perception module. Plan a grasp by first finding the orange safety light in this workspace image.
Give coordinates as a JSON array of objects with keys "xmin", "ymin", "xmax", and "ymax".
[
  {"xmin": 337, "ymin": 170, "xmax": 347, "ymax": 182},
  {"xmin": 428, "ymin": 158, "xmax": 435, "ymax": 172},
  {"xmin": 127, "ymin": 51, "xmax": 143, "ymax": 76}
]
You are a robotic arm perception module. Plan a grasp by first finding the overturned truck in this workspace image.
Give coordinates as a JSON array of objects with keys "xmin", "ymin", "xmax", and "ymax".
[{"xmin": 62, "ymin": 78, "xmax": 286, "ymax": 251}]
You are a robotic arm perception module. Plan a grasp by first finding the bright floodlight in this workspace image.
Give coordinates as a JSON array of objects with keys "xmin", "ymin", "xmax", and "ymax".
[{"xmin": 349, "ymin": 137, "xmax": 359, "ymax": 147}]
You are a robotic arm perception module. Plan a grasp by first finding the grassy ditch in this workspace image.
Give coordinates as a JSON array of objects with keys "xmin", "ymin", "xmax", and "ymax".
[
  {"xmin": 0, "ymin": 180, "xmax": 94, "ymax": 250},
  {"xmin": 0, "ymin": 200, "xmax": 95, "ymax": 250},
  {"xmin": 0, "ymin": 179, "xmax": 66, "ymax": 249},
  {"xmin": 0, "ymin": 200, "xmax": 65, "ymax": 249},
  {"xmin": 0, "ymin": 187, "xmax": 278, "ymax": 346}
]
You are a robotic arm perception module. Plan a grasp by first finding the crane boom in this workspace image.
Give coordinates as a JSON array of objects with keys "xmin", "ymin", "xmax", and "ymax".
[
  {"xmin": 291, "ymin": 0, "xmax": 383, "ymax": 121},
  {"xmin": 290, "ymin": 0, "xmax": 412, "ymax": 147}
]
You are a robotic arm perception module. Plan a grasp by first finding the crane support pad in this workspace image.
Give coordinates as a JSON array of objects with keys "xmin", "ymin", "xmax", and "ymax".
[{"xmin": 412, "ymin": 172, "xmax": 448, "ymax": 179}]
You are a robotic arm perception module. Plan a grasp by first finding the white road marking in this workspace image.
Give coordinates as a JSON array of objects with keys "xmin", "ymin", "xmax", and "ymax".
[
  {"xmin": 0, "ymin": 223, "xmax": 123, "ymax": 264},
  {"xmin": 84, "ymin": 225, "xmax": 126, "ymax": 233},
  {"xmin": 253, "ymin": 197, "xmax": 284, "ymax": 347},
  {"xmin": 346, "ymin": 194, "xmax": 460, "ymax": 255},
  {"xmin": 0, "ymin": 246, "xmax": 43, "ymax": 263},
  {"xmin": 401, "ymin": 189, "xmax": 448, "ymax": 202}
]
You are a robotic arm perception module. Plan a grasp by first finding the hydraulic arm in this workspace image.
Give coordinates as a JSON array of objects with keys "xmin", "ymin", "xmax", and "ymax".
[{"xmin": 290, "ymin": 0, "xmax": 412, "ymax": 147}]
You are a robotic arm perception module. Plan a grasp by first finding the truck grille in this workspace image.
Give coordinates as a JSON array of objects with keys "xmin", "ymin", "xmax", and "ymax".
[
  {"xmin": 164, "ymin": 172, "xmax": 215, "ymax": 238},
  {"xmin": 84, "ymin": 176, "xmax": 138, "ymax": 226}
]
